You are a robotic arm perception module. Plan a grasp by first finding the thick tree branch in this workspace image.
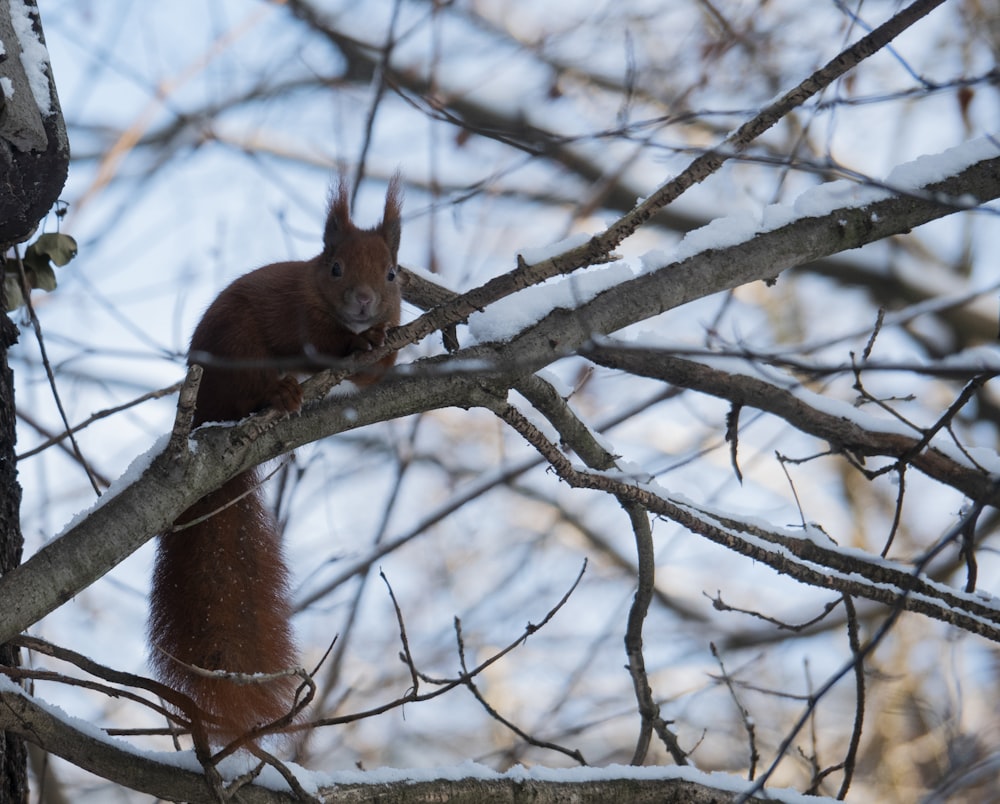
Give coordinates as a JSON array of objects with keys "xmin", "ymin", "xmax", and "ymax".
[
  {"xmin": 0, "ymin": 142, "xmax": 995, "ymax": 653},
  {"xmin": 0, "ymin": 683, "xmax": 297, "ymax": 803},
  {"xmin": 0, "ymin": 679, "xmax": 816, "ymax": 803},
  {"xmin": 318, "ymin": 774, "xmax": 803, "ymax": 803}
]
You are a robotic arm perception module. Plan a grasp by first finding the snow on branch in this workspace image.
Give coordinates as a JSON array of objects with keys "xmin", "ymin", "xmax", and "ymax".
[
  {"xmin": 3, "ymin": 137, "xmax": 998, "ymax": 655},
  {"xmin": 505, "ymin": 432, "xmax": 1000, "ymax": 642}
]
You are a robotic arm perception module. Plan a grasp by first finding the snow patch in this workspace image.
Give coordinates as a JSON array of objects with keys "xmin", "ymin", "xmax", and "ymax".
[
  {"xmin": 8, "ymin": 0, "xmax": 52, "ymax": 115},
  {"xmin": 57, "ymin": 433, "xmax": 170, "ymax": 537},
  {"xmin": 886, "ymin": 136, "xmax": 1000, "ymax": 191},
  {"xmin": 518, "ymin": 232, "xmax": 591, "ymax": 265},
  {"xmin": 468, "ymin": 262, "xmax": 633, "ymax": 344},
  {"xmin": 648, "ymin": 136, "xmax": 999, "ymax": 272}
]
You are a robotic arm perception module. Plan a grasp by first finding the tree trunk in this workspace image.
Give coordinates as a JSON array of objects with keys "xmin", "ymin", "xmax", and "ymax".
[
  {"xmin": 0, "ymin": 1, "xmax": 69, "ymax": 799},
  {"xmin": 0, "ymin": 279, "xmax": 25, "ymax": 804},
  {"xmin": 0, "ymin": 0, "xmax": 70, "ymax": 246}
]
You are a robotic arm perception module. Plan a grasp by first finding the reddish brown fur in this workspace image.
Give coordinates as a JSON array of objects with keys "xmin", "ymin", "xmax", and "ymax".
[{"xmin": 149, "ymin": 177, "xmax": 402, "ymax": 742}]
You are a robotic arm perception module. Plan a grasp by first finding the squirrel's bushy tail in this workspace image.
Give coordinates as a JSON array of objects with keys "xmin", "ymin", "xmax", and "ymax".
[{"xmin": 148, "ymin": 469, "xmax": 298, "ymax": 741}]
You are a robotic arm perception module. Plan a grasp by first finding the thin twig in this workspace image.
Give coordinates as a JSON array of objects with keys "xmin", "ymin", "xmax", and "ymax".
[
  {"xmin": 708, "ymin": 592, "xmax": 843, "ymax": 632},
  {"xmin": 454, "ymin": 617, "xmax": 588, "ymax": 766},
  {"xmin": 880, "ymin": 464, "xmax": 906, "ymax": 558},
  {"xmin": 861, "ymin": 308, "xmax": 885, "ymax": 362},
  {"xmin": 381, "ymin": 569, "xmax": 419, "ymax": 696},
  {"xmin": 351, "ymin": 0, "xmax": 404, "ymax": 204},
  {"xmin": 726, "ymin": 402, "xmax": 744, "ymax": 484},
  {"xmin": 17, "ymin": 379, "xmax": 184, "ymax": 461},
  {"xmin": 168, "ymin": 458, "xmax": 290, "ymax": 532},
  {"xmin": 837, "ymin": 595, "xmax": 864, "ymax": 800},
  {"xmin": 13, "ymin": 635, "xmax": 210, "ymax": 753},
  {"xmin": 736, "ymin": 495, "xmax": 993, "ymax": 803},
  {"xmin": 11, "ymin": 247, "xmax": 101, "ymax": 494},
  {"xmin": 710, "ymin": 643, "xmax": 759, "ymax": 780},
  {"xmin": 247, "ymin": 744, "xmax": 320, "ymax": 804},
  {"xmin": 300, "ymin": 560, "xmax": 587, "ymax": 731}
]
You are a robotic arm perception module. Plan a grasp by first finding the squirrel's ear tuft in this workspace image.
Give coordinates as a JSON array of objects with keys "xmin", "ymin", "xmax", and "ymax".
[
  {"xmin": 323, "ymin": 177, "xmax": 352, "ymax": 251},
  {"xmin": 380, "ymin": 172, "xmax": 403, "ymax": 257}
]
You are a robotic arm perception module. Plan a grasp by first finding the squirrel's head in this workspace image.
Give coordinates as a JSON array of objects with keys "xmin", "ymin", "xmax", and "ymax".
[{"xmin": 317, "ymin": 175, "xmax": 403, "ymax": 332}]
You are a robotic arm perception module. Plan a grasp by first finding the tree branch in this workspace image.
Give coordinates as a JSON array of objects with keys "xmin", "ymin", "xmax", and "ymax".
[
  {"xmin": 582, "ymin": 346, "xmax": 1000, "ymax": 507},
  {"xmin": 0, "ymin": 142, "xmax": 995, "ymax": 652}
]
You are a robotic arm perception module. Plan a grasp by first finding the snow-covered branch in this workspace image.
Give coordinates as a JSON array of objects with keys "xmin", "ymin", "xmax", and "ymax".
[{"xmin": 3, "ymin": 138, "xmax": 997, "ymax": 650}]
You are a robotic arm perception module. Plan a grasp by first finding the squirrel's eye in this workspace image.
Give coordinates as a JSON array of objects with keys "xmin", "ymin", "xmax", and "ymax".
[
  {"xmin": 331, "ymin": 261, "xmax": 343, "ymax": 278},
  {"xmin": 387, "ymin": 266, "xmax": 397, "ymax": 282}
]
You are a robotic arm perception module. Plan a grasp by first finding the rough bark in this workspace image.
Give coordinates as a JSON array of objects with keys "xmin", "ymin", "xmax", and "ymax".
[
  {"xmin": 0, "ymin": 289, "xmax": 24, "ymax": 804},
  {"xmin": 0, "ymin": 1, "xmax": 68, "ymax": 799},
  {"xmin": 0, "ymin": 685, "xmax": 808, "ymax": 804},
  {"xmin": 0, "ymin": 0, "xmax": 69, "ymax": 247}
]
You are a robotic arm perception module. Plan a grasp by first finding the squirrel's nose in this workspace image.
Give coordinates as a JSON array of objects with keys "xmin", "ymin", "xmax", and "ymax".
[{"xmin": 354, "ymin": 287, "xmax": 374, "ymax": 312}]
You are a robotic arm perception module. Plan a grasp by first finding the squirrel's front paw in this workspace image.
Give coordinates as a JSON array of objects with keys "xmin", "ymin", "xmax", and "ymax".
[
  {"xmin": 271, "ymin": 376, "xmax": 303, "ymax": 414},
  {"xmin": 346, "ymin": 326, "xmax": 387, "ymax": 354},
  {"xmin": 360, "ymin": 325, "xmax": 388, "ymax": 349}
]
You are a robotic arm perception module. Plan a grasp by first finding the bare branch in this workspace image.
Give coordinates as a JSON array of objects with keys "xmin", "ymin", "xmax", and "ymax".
[{"xmin": 583, "ymin": 345, "xmax": 1000, "ymax": 507}]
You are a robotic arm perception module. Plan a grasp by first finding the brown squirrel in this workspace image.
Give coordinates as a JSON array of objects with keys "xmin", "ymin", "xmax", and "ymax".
[{"xmin": 148, "ymin": 177, "xmax": 403, "ymax": 743}]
